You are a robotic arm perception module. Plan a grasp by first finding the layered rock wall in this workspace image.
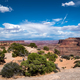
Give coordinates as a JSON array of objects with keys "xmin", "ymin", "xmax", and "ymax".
[{"xmin": 55, "ymin": 38, "xmax": 80, "ymax": 56}]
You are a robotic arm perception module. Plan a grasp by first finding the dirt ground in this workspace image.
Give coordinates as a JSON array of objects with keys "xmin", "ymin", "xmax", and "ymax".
[{"xmin": 0, "ymin": 46, "xmax": 79, "ymax": 80}]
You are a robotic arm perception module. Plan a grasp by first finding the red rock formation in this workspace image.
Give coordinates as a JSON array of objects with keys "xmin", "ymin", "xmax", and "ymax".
[
  {"xmin": 55, "ymin": 38, "xmax": 80, "ymax": 56},
  {"xmin": 0, "ymin": 40, "xmax": 24, "ymax": 46}
]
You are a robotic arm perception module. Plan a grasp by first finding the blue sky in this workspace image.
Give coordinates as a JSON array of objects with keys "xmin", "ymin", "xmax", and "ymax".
[{"xmin": 0, "ymin": 0, "xmax": 80, "ymax": 40}]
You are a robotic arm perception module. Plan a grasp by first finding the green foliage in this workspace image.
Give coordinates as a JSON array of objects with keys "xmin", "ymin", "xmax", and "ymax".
[
  {"xmin": 38, "ymin": 50, "xmax": 44, "ymax": 55},
  {"xmin": 0, "ymin": 46, "xmax": 5, "ymax": 49},
  {"xmin": 12, "ymin": 53, "xmax": 17, "ymax": 57},
  {"xmin": 43, "ymin": 46, "xmax": 49, "ymax": 51},
  {"xmin": 21, "ymin": 53, "xmax": 56, "ymax": 76},
  {"xmin": 8, "ymin": 43, "xmax": 28, "ymax": 57},
  {"xmin": 54, "ymin": 49, "xmax": 60, "ymax": 55},
  {"xmin": 74, "ymin": 60, "xmax": 80, "ymax": 63},
  {"xmin": 0, "ymin": 51, "xmax": 5, "ymax": 63},
  {"xmin": 61, "ymin": 55, "xmax": 70, "ymax": 60},
  {"xmin": 69, "ymin": 54, "xmax": 74, "ymax": 57},
  {"xmin": 29, "ymin": 43, "xmax": 37, "ymax": 48},
  {"xmin": 2, "ymin": 49, "xmax": 7, "ymax": 53},
  {"xmin": 44, "ymin": 52, "xmax": 58, "ymax": 62},
  {"xmin": 75, "ymin": 56, "xmax": 80, "ymax": 59},
  {"xmin": 73, "ymin": 60, "xmax": 80, "ymax": 68},
  {"xmin": 1, "ymin": 62, "xmax": 21, "ymax": 78}
]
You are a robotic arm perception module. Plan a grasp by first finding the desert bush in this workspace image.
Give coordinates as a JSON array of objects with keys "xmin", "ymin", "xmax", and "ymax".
[
  {"xmin": 43, "ymin": 46, "xmax": 49, "ymax": 51},
  {"xmin": 0, "ymin": 51, "xmax": 5, "ymax": 63},
  {"xmin": 61, "ymin": 55, "xmax": 70, "ymax": 60},
  {"xmin": 74, "ymin": 56, "xmax": 80, "ymax": 59},
  {"xmin": 37, "ymin": 48, "xmax": 41, "ymax": 50},
  {"xmin": 38, "ymin": 50, "xmax": 44, "ymax": 55},
  {"xmin": 74, "ymin": 60, "xmax": 80, "ymax": 63},
  {"xmin": 73, "ymin": 60, "xmax": 80, "ymax": 68},
  {"xmin": 54, "ymin": 49, "xmax": 60, "ymax": 55},
  {"xmin": 8, "ymin": 43, "xmax": 28, "ymax": 57},
  {"xmin": 1, "ymin": 62, "xmax": 21, "ymax": 78},
  {"xmin": 0, "ymin": 46, "xmax": 5, "ymax": 49},
  {"xmin": 29, "ymin": 43, "xmax": 37, "ymax": 48},
  {"xmin": 44, "ymin": 52, "xmax": 58, "ymax": 62},
  {"xmin": 69, "ymin": 54, "xmax": 74, "ymax": 57},
  {"xmin": 2, "ymin": 49, "xmax": 7, "ymax": 53},
  {"xmin": 21, "ymin": 53, "xmax": 56, "ymax": 76}
]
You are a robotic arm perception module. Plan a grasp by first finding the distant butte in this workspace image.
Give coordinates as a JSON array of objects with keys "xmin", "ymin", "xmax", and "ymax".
[{"xmin": 55, "ymin": 37, "xmax": 80, "ymax": 56}]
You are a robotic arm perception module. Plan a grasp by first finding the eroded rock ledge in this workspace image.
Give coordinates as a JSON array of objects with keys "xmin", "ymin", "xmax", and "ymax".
[{"xmin": 55, "ymin": 37, "xmax": 80, "ymax": 56}]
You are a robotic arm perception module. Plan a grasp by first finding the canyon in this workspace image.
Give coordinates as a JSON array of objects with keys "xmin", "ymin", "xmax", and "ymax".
[{"xmin": 55, "ymin": 38, "xmax": 80, "ymax": 56}]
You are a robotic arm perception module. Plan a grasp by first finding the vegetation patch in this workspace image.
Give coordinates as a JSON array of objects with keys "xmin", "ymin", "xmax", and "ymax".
[
  {"xmin": 44, "ymin": 52, "xmax": 58, "ymax": 62},
  {"xmin": 61, "ymin": 55, "xmax": 70, "ymax": 60},
  {"xmin": 0, "ymin": 50, "xmax": 5, "ymax": 64},
  {"xmin": 29, "ymin": 43, "xmax": 37, "ymax": 48},
  {"xmin": 38, "ymin": 50, "xmax": 44, "ymax": 55},
  {"xmin": 21, "ymin": 53, "xmax": 56, "ymax": 76},
  {"xmin": 1, "ymin": 62, "xmax": 21, "ymax": 78},
  {"xmin": 54, "ymin": 49, "xmax": 60, "ymax": 55},
  {"xmin": 74, "ymin": 56, "xmax": 80, "ymax": 59},
  {"xmin": 8, "ymin": 43, "xmax": 28, "ymax": 57},
  {"xmin": 43, "ymin": 46, "xmax": 49, "ymax": 51}
]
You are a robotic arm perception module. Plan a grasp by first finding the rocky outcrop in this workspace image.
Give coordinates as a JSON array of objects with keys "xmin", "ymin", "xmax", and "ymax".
[
  {"xmin": 0, "ymin": 40, "xmax": 24, "ymax": 46},
  {"xmin": 55, "ymin": 38, "xmax": 80, "ymax": 56}
]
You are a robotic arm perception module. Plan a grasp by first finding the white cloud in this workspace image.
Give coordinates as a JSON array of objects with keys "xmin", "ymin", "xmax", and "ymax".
[
  {"xmin": 62, "ymin": 1, "xmax": 75, "ymax": 7},
  {"xmin": 0, "ymin": 4, "xmax": 12, "ymax": 13},
  {"xmin": 0, "ymin": 20, "xmax": 80, "ymax": 40},
  {"xmin": 53, "ymin": 18, "xmax": 62, "ymax": 22}
]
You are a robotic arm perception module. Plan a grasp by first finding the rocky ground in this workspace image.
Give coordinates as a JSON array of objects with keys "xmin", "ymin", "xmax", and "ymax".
[{"xmin": 15, "ymin": 68, "xmax": 80, "ymax": 80}]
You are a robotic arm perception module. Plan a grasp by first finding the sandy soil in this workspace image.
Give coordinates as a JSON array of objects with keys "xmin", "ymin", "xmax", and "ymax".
[
  {"xmin": 55, "ymin": 56, "xmax": 76, "ymax": 69},
  {"xmin": 0, "ymin": 46, "xmax": 80, "ymax": 80}
]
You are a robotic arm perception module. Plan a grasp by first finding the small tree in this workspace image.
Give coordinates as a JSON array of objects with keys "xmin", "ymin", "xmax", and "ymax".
[
  {"xmin": 0, "ymin": 51, "xmax": 5, "ymax": 63},
  {"xmin": 29, "ymin": 43, "xmax": 37, "ymax": 48},
  {"xmin": 0, "ymin": 46, "xmax": 5, "ymax": 49},
  {"xmin": 38, "ymin": 50, "xmax": 44, "ymax": 55},
  {"xmin": 54, "ymin": 49, "xmax": 60, "ymax": 55},
  {"xmin": 1, "ymin": 62, "xmax": 21, "ymax": 78},
  {"xmin": 21, "ymin": 53, "xmax": 56, "ymax": 76},
  {"xmin": 2, "ymin": 49, "xmax": 7, "ymax": 53},
  {"xmin": 43, "ymin": 46, "xmax": 49, "ymax": 51},
  {"xmin": 8, "ymin": 43, "xmax": 28, "ymax": 57},
  {"xmin": 44, "ymin": 52, "xmax": 58, "ymax": 62}
]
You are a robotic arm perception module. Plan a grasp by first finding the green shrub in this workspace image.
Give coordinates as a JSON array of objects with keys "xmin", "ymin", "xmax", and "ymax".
[
  {"xmin": 29, "ymin": 43, "xmax": 37, "ymax": 48},
  {"xmin": 44, "ymin": 52, "xmax": 58, "ymax": 62},
  {"xmin": 43, "ymin": 46, "xmax": 49, "ymax": 51},
  {"xmin": 61, "ymin": 55, "xmax": 70, "ymax": 60},
  {"xmin": 73, "ymin": 60, "xmax": 80, "ymax": 68},
  {"xmin": 0, "ymin": 51, "xmax": 5, "ymax": 63},
  {"xmin": 8, "ymin": 43, "xmax": 28, "ymax": 57},
  {"xmin": 75, "ymin": 56, "xmax": 80, "ymax": 59},
  {"xmin": 54, "ymin": 49, "xmax": 60, "ymax": 55},
  {"xmin": 69, "ymin": 54, "xmax": 74, "ymax": 57},
  {"xmin": 2, "ymin": 49, "xmax": 7, "ymax": 53},
  {"xmin": 12, "ymin": 53, "xmax": 17, "ymax": 57},
  {"xmin": 74, "ymin": 60, "xmax": 80, "ymax": 63},
  {"xmin": 1, "ymin": 46, "xmax": 5, "ymax": 49},
  {"xmin": 38, "ymin": 50, "xmax": 44, "ymax": 55},
  {"xmin": 21, "ymin": 53, "xmax": 56, "ymax": 76},
  {"xmin": 1, "ymin": 62, "xmax": 21, "ymax": 78}
]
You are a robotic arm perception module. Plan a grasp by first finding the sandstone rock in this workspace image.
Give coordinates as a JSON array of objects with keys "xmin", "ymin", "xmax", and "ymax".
[{"xmin": 55, "ymin": 37, "xmax": 80, "ymax": 56}]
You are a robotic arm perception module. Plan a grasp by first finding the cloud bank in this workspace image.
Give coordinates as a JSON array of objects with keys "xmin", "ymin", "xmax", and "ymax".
[{"xmin": 0, "ymin": 19, "xmax": 80, "ymax": 40}]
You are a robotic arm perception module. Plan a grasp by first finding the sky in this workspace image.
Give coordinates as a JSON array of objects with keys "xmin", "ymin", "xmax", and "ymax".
[{"xmin": 0, "ymin": 0, "xmax": 80, "ymax": 40}]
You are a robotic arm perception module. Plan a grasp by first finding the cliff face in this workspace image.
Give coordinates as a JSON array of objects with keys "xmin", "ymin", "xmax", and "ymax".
[{"xmin": 55, "ymin": 38, "xmax": 80, "ymax": 56}]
